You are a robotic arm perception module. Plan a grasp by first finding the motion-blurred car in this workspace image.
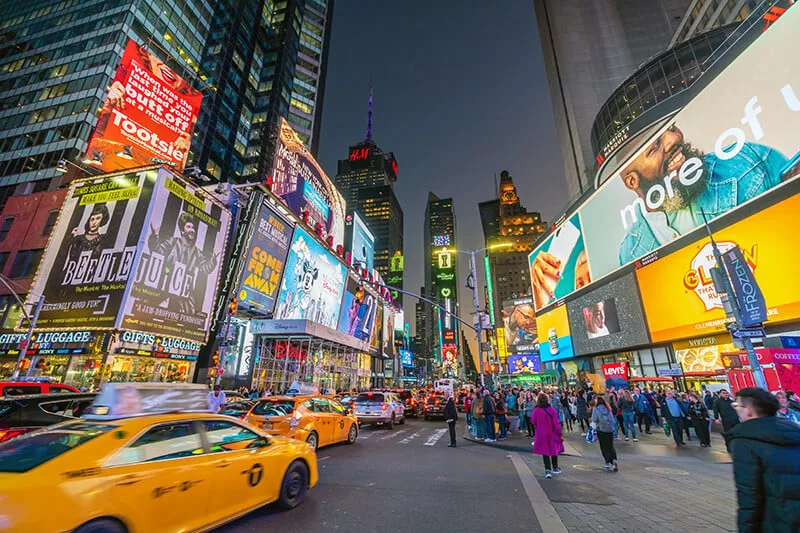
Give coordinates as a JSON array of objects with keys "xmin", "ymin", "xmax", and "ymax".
[
  {"xmin": 424, "ymin": 391, "xmax": 446, "ymax": 420},
  {"xmin": 0, "ymin": 380, "xmax": 80, "ymax": 396},
  {"xmin": 352, "ymin": 391, "xmax": 405, "ymax": 428},
  {"xmin": 0, "ymin": 393, "xmax": 96, "ymax": 443},
  {"xmin": 394, "ymin": 389, "xmax": 423, "ymax": 417}
]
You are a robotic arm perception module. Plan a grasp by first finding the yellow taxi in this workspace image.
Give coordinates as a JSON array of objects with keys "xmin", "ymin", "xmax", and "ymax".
[
  {"xmin": 0, "ymin": 383, "xmax": 318, "ymax": 533},
  {"xmin": 244, "ymin": 395, "xmax": 358, "ymax": 451}
]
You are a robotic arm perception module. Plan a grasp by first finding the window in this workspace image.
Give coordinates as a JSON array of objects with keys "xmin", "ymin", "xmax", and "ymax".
[
  {"xmin": 106, "ymin": 422, "xmax": 203, "ymax": 466},
  {"xmin": 2, "ymin": 385, "xmax": 41, "ymax": 396},
  {"xmin": 8, "ymin": 249, "xmax": 44, "ymax": 278},
  {"xmin": 330, "ymin": 400, "xmax": 346, "ymax": 415},
  {"xmin": 42, "ymin": 210, "xmax": 58, "ymax": 237},
  {"xmin": 0, "ymin": 217, "xmax": 14, "ymax": 242},
  {"xmin": 0, "ymin": 424, "xmax": 113, "ymax": 473},
  {"xmin": 0, "ymin": 252, "xmax": 9, "ymax": 275},
  {"xmin": 203, "ymin": 421, "xmax": 262, "ymax": 453},
  {"xmin": 38, "ymin": 400, "xmax": 73, "ymax": 416}
]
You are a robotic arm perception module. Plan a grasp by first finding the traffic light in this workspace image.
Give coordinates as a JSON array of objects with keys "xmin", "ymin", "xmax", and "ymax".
[
  {"xmin": 227, "ymin": 297, "xmax": 238, "ymax": 316},
  {"xmin": 211, "ymin": 350, "xmax": 220, "ymax": 368}
]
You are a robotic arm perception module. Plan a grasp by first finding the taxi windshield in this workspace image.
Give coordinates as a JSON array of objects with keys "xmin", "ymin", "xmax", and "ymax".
[
  {"xmin": 0, "ymin": 423, "xmax": 114, "ymax": 473},
  {"xmin": 252, "ymin": 400, "xmax": 295, "ymax": 417}
]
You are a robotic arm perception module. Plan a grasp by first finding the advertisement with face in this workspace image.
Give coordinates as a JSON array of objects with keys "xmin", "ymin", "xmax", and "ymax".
[
  {"xmin": 636, "ymin": 190, "xmax": 800, "ymax": 342},
  {"xmin": 371, "ymin": 304, "xmax": 384, "ymax": 352},
  {"xmin": 528, "ymin": 213, "xmax": 591, "ymax": 311},
  {"xmin": 237, "ymin": 200, "xmax": 293, "ymax": 316},
  {"xmin": 580, "ymin": 8, "xmax": 800, "ymax": 284},
  {"xmin": 274, "ymin": 226, "xmax": 347, "ymax": 329},
  {"xmin": 337, "ymin": 275, "xmax": 377, "ymax": 343},
  {"xmin": 502, "ymin": 297, "xmax": 538, "ymax": 354},
  {"xmin": 351, "ymin": 213, "xmax": 375, "ymax": 273},
  {"xmin": 536, "ymin": 305, "xmax": 574, "ymax": 363},
  {"xmin": 272, "ymin": 118, "xmax": 346, "ymax": 245},
  {"xmin": 567, "ymin": 273, "xmax": 651, "ymax": 356},
  {"xmin": 30, "ymin": 170, "xmax": 158, "ymax": 330},
  {"xmin": 84, "ymin": 40, "xmax": 202, "ymax": 173},
  {"xmin": 508, "ymin": 354, "xmax": 541, "ymax": 374},
  {"xmin": 382, "ymin": 306, "xmax": 394, "ymax": 358},
  {"xmin": 120, "ymin": 170, "xmax": 231, "ymax": 342}
]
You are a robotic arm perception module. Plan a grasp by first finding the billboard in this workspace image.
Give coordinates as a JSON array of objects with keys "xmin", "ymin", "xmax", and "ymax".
[
  {"xmin": 400, "ymin": 349, "xmax": 413, "ymax": 368},
  {"xmin": 274, "ymin": 226, "xmax": 347, "ymax": 329},
  {"xmin": 528, "ymin": 213, "xmax": 590, "ymax": 311},
  {"xmin": 371, "ymin": 304, "xmax": 383, "ymax": 352},
  {"xmin": 536, "ymin": 305, "xmax": 574, "ymax": 362},
  {"xmin": 566, "ymin": 273, "xmax": 650, "ymax": 356},
  {"xmin": 502, "ymin": 297, "xmax": 538, "ymax": 354},
  {"xmin": 30, "ymin": 170, "xmax": 158, "ymax": 330},
  {"xmin": 602, "ymin": 361, "xmax": 630, "ymax": 390},
  {"xmin": 237, "ymin": 200, "xmax": 293, "ymax": 316},
  {"xmin": 442, "ymin": 343, "xmax": 458, "ymax": 375},
  {"xmin": 351, "ymin": 213, "xmax": 374, "ymax": 273},
  {"xmin": 536, "ymin": 7, "xmax": 800, "ymax": 308},
  {"xmin": 508, "ymin": 353, "xmax": 541, "ymax": 374},
  {"xmin": 84, "ymin": 40, "xmax": 202, "ymax": 173},
  {"xmin": 120, "ymin": 171, "xmax": 231, "ymax": 342},
  {"xmin": 337, "ymin": 275, "xmax": 377, "ymax": 343},
  {"xmin": 636, "ymin": 190, "xmax": 800, "ymax": 342},
  {"xmin": 272, "ymin": 118, "xmax": 346, "ymax": 245}
]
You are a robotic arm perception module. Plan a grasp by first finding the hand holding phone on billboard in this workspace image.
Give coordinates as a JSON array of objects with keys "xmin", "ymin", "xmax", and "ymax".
[{"xmin": 531, "ymin": 221, "xmax": 580, "ymax": 308}]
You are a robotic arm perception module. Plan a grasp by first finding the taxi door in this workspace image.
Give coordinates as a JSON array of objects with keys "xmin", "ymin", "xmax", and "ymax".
[
  {"xmin": 328, "ymin": 399, "xmax": 350, "ymax": 443},
  {"xmin": 309, "ymin": 398, "xmax": 335, "ymax": 446},
  {"xmin": 102, "ymin": 421, "xmax": 212, "ymax": 533},
  {"xmin": 201, "ymin": 419, "xmax": 285, "ymax": 516}
]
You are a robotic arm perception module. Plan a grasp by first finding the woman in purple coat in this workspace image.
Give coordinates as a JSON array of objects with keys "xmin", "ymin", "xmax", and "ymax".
[{"xmin": 531, "ymin": 392, "xmax": 564, "ymax": 478}]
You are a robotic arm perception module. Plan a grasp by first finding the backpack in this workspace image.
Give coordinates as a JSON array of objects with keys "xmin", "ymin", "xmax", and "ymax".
[{"xmin": 473, "ymin": 399, "xmax": 484, "ymax": 417}]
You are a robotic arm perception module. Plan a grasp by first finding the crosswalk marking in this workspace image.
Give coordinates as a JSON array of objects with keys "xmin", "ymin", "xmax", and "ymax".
[
  {"xmin": 424, "ymin": 428, "xmax": 448, "ymax": 446},
  {"xmin": 399, "ymin": 429, "xmax": 426, "ymax": 444},
  {"xmin": 381, "ymin": 429, "xmax": 408, "ymax": 440}
]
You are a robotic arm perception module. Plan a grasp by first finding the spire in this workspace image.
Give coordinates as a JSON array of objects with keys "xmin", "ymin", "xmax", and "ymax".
[{"xmin": 366, "ymin": 79, "xmax": 374, "ymax": 142}]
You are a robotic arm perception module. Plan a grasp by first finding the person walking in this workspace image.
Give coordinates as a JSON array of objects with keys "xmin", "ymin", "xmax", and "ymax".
[
  {"xmin": 728, "ymin": 387, "xmax": 800, "ymax": 533},
  {"xmin": 576, "ymin": 389, "xmax": 590, "ymax": 436},
  {"xmin": 619, "ymin": 389, "xmax": 637, "ymax": 441},
  {"xmin": 207, "ymin": 384, "xmax": 226, "ymax": 413},
  {"xmin": 523, "ymin": 391, "xmax": 536, "ymax": 438},
  {"xmin": 703, "ymin": 389, "xmax": 715, "ymax": 411},
  {"xmin": 775, "ymin": 390, "xmax": 800, "ymax": 426},
  {"xmin": 591, "ymin": 397, "xmax": 619, "ymax": 471},
  {"xmin": 713, "ymin": 389, "xmax": 740, "ymax": 451},
  {"xmin": 494, "ymin": 392, "xmax": 508, "ymax": 440},
  {"xmin": 560, "ymin": 392, "xmax": 573, "ymax": 432},
  {"xmin": 531, "ymin": 392, "xmax": 563, "ymax": 479},
  {"xmin": 444, "ymin": 392, "xmax": 458, "ymax": 448},
  {"xmin": 688, "ymin": 392, "xmax": 712, "ymax": 447},
  {"xmin": 633, "ymin": 386, "xmax": 652, "ymax": 434},
  {"xmin": 482, "ymin": 389, "xmax": 496, "ymax": 443},
  {"xmin": 662, "ymin": 390, "xmax": 689, "ymax": 446},
  {"xmin": 464, "ymin": 390, "xmax": 473, "ymax": 431},
  {"xmin": 470, "ymin": 390, "xmax": 485, "ymax": 439}
]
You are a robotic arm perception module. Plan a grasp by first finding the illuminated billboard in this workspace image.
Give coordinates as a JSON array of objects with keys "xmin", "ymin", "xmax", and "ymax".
[
  {"xmin": 502, "ymin": 297, "xmax": 538, "ymax": 354},
  {"xmin": 533, "ymin": 7, "xmax": 800, "ymax": 309},
  {"xmin": 536, "ymin": 305, "xmax": 574, "ymax": 363},
  {"xmin": 84, "ymin": 40, "xmax": 202, "ymax": 173},
  {"xmin": 350, "ymin": 213, "xmax": 375, "ymax": 272},
  {"xmin": 433, "ymin": 235, "xmax": 451, "ymax": 247},
  {"xmin": 636, "ymin": 189, "xmax": 800, "ymax": 342},
  {"xmin": 272, "ymin": 118, "xmax": 346, "ymax": 245},
  {"xmin": 337, "ymin": 275, "xmax": 377, "ymax": 344},
  {"xmin": 274, "ymin": 226, "xmax": 347, "ymax": 329}
]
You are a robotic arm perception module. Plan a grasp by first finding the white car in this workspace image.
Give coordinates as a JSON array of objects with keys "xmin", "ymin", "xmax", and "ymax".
[{"xmin": 352, "ymin": 391, "xmax": 405, "ymax": 428}]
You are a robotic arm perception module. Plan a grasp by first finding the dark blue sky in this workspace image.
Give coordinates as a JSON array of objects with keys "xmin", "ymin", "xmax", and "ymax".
[{"xmin": 318, "ymin": 1, "xmax": 568, "ymax": 331}]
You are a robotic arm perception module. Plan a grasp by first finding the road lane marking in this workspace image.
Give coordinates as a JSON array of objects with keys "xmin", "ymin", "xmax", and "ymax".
[
  {"xmin": 424, "ymin": 428, "xmax": 448, "ymax": 446},
  {"xmin": 381, "ymin": 429, "xmax": 408, "ymax": 440},
  {"xmin": 318, "ymin": 456, "xmax": 330, "ymax": 462},
  {"xmin": 399, "ymin": 429, "xmax": 426, "ymax": 444},
  {"xmin": 508, "ymin": 452, "xmax": 568, "ymax": 533}
]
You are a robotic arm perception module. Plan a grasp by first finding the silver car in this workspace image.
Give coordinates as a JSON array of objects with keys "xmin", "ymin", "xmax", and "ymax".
[{"xmin": 352, "ymin": 391, "xmax": 405, "ymax": 429}]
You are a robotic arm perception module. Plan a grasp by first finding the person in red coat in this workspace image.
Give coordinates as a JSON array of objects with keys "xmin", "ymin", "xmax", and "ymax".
[{"xmin": 531, "ymin": 391, "xmax": 564, "ymax": 478}]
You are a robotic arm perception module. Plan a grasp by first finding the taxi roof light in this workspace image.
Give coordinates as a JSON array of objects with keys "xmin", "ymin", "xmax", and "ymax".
[{"xmin": 83, "ymin": 383, "xmax": 211, "ymax": 421}]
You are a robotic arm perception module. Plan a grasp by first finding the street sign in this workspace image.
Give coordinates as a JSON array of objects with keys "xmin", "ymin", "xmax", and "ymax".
[
  {"xmin": 730, "ymin": 326, "xmax": 766, "ymax": 339},
  {"xmin": 657, "ymin": 367, "xmax": 683, "ymax": 377},
  {"xmin": 721, "ymin": 246, "xmax": 767, "ymax": 327}
]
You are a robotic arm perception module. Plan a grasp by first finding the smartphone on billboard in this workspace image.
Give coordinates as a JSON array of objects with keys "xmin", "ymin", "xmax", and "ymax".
[
  {"xmin": 547, "ymin": 220, "xmax": 580, "ymax": 270},
  {"xmin": 779, "ymin": 150, "xmax": 800, "ymax": 181}
]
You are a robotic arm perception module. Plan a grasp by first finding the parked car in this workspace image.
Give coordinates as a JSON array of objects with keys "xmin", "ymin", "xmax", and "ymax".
[
  {"xmin": 424, "ymin": 391, "xmax": 446, "ymax": 420},
  {"xmin": 352, "ymin": 391, "xmax": 405, "ymax": 428},
  {"xmin": 0, "ymin": 380, "xmax": 80, "ymax": 397},
  {"xmin": 393, "ymin": 389, "xmax": 423, "ymax": 417},
  {"xmin": 0, "ymin": 392, "xmax": 96, "ymax": 442}
]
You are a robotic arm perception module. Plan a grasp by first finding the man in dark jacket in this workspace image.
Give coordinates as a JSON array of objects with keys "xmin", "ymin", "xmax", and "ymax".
[
  {"xmin": 728, "ymin": 387, "xmax": 800, "ymax": 533},
  {"xmin": 713, "ymin": 389, "xmax": 740, "ymax": 451},
  {"xmin": 661, "ymin": 390, "xmax": 689, "ymax": 446},
  {"xmin": 482, "ymin": 390, "xmax": 496, "ymax": 443},
  {"xmin": 444, "ymin": 392, "xmax": 458, "ymax": 447}
]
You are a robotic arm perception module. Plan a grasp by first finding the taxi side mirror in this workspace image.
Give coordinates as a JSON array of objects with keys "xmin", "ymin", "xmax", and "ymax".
[{"xmin": 255, "ymin": 436, "xmax": 270, "ymax": 448}]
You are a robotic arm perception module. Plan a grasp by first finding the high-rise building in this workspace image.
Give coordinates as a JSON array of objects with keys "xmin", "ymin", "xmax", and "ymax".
[
  {"xmin": 477, "ymin": 198, "xmax": 501, "ymax": 248},
  {"xmin": 334, "ymin": 91, "xmax": 403, "ymax": 298},
  {"xmin": 480, "ymin": 171, "xmax": 546, "ymax": 323},
  {"xmin": 533, "ymin": 0, "xmax": 692, "ymax": 199},
  {"xmin": 668, "ymin": 0, "xmax": 759, "ymax": 46}
]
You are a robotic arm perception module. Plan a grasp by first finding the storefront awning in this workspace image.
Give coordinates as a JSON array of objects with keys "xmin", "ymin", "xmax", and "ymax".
[{"xmin": 249, "ymin": 319, "xmax": 377, "ymax": 355}]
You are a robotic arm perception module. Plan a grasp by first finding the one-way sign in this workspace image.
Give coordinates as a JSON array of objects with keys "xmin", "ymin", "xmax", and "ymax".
[{"xmin": 731, "ymin": 327, "xmax": 766, "ymax": 339}]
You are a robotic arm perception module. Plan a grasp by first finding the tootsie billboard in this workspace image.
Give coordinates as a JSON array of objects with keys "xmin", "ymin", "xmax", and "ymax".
[
  {"xmin": 530, "ymin": 6, "xmax": 800, "ymax": 312},
  {"xmin": 84, "ymin": 39, "xmax": 202, "ymax": 173}
]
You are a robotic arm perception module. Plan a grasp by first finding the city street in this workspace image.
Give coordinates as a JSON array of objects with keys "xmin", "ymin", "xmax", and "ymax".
[{"xmin": 217, "ymin": 418, "xmax": 737, "ymax": 533}]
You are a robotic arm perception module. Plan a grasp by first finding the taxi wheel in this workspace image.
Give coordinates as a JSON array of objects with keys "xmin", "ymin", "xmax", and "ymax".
[
  {"xmin": 278, "ymin": 460, "xmax": 309, "ymax": 509},
  {"xmin": 346, "ymin": 424, "xmax": 358, "ymax": 444},
  {"xmin": 75, "ymin": 518, "xmax": 126, "ymax": 533},
  {"xmin": 306, "ymin": 431, "xmax": 318, "ymax": 451}
]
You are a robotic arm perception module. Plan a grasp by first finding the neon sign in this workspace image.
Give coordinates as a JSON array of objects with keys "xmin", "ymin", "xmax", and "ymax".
[
  {"xmin": 349, "ymin": 147, "xmax": 371, "ymax": 161},
  {"xmin": 433, "ymin": 235, "xmax": 451, "ymax": 247}
]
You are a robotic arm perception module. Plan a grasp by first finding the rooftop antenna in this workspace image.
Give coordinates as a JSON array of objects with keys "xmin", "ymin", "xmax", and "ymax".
[
  {"xmin": 494, "ymin": 173, "xmax": 499, "ymax": 198},
  {"xmin": 366, "ymin": 78, "xmax": 374, "ymax": 142}
]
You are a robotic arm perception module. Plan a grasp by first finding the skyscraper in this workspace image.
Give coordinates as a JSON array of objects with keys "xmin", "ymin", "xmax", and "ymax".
[{"xmin": 533, "ymin": 0, "xmax": 692, "ymax": 199}]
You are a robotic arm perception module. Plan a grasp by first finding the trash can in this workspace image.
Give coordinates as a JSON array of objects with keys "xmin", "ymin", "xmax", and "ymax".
[{"xmin": 508, "ymin": 415, "xmax": 520, "ymax": 433}]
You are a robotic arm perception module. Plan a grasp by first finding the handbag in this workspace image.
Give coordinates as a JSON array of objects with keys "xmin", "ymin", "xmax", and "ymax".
[
  {"xmin": 586, "ymin": 426, "xmax": 597, "ymax": 443},
  {"xmin": 662, "ymin": 421, "xmax": 671, "ymax": 436}
]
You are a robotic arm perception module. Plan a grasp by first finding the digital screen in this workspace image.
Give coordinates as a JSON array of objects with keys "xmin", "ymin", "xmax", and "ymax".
[
  {"xmin": 582, "ymin": 298, "xmax": 620, "ymax": 339},
  {"xmin": 350, "ymin": 213, "xmax": 375, "ymax": 272},
  {"xmin": 400, "ymin": 349, "xmax": 413, "ymax": 368},
  {"xmin": 337, "ymin": 275, "xmax": 377, "ymax": 345},
  {"xmin": 502, "ymin": 297, "xmax": 538, "ymax": 354},
  {"xmin": 535, "ymin": 305, "xmax": 574, "ymax": 363},
  {"xmin": 433, "ymin": 235, "xmax": 451, "ymax": 247},
  {"xmin": 508, "ymin": 354, "xmax": 540, "ymax": 374}
]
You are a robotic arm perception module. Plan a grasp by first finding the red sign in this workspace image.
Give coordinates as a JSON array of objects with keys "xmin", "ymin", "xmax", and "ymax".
[
  {"xmin": 275, "ymin": 342, "xmax": 307, "ymax": 361},
  {"xmin": 349, "ymin": 147, "xmax": 371, "ymax": 161},
  {"xmin": 602, "ymin": 361, "xmax": 629, "ymax": 380},
  {"xmin": 84, "ymin": 40, "xmax": 202, "ymax": 173}
]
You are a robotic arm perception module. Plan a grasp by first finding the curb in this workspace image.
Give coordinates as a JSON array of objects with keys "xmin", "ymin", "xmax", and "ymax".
[{"xmin": 462, "ymin": 434, "xmax": 531, "ymax": 453}]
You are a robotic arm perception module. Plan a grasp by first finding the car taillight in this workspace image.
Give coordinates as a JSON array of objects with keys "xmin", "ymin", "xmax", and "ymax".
[
  {"xmin": 0, "ymin": 428, "xmax": 32, "ymax": 443},
  {"xmin": 381, "ymin": 403, "xmax": 388, "ymax": 411},
  {"xmin": 410, "ymin": 399, "xmax": 415, "ymax": 405},
  {"xmin": 290, "ymin": 417, "xmax": 299, "ymax": 428}
]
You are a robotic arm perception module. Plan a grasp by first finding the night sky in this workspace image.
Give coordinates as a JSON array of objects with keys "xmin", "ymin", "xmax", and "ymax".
[{"xmin": 318, "ymin": 1, "xmax": 568, "ymax": 336}]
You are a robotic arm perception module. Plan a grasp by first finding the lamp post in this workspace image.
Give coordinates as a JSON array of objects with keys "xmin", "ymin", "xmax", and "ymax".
[{"xmin": 0, "ymin": 271, "xmax": 45, "ymax": 379}]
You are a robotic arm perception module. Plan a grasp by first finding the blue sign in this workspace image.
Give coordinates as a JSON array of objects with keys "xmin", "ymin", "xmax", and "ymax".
[
  {"xmin": 400, "ymin": 349, "xmax": 413, "ymax": 368},
  {"xmin": 722, "ymin": 246, "xmax": 767, "ymax": 328},
  {"xmin": 351, "ymin": 213, "xmax": 375, "ymax": 272},
  {"xmin": 338, "ymin": 276, "xmax": 377, "ymax": 343},
  {"xmin": 508, "ymin": 354, "xmax": 541, "ymax": 374},
  {"xmin": 303, "ymin": 179, "xmax": 330, "ymax": 219}
]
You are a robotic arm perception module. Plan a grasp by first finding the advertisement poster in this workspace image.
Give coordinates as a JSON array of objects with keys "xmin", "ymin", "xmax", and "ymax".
[
  {"xmin": 371, "ymin": 304, "xmax": 384, "ymax": 352},
  {"xmin": 351, "ymin": 213, "xmax": 375, "ymax": 272},
  {"xmin": 400, "ymin": 349, "xmax": 414, "ymax": 368},
  {"xmin": 442, "ymin": 343, "xmax": 458, "ymax": 376},
  {"xmin": 566, "ymin": 273, "xmax": 650, "ymax": 357},
  {"xmin": 528, "ymin": 213, "xmax": 590, "ymax": 311},
  {"xmin": 237, "ymin": 200, "xmax": 294, "ymax": 316},
  {"xmin": 536, "ymin": 305, "xmax": 574, "ymax": 362},
  {"xmin": 271, "ymin": 118, "xmax": 346, "ymax": 244},
  {"xmin": 382, "ymin": 306, "xmax": 394, "ymax": 358},
  {"xmin": 337, "ymin": 275, "xmax": 377, "ymax": 343},
  {"xmin": 636, "ymin": 191, "xmax": 800, "ymax": 342},
  {"xmin": 30, "ymin": 170, "xmax": 158, "ymax": 330},
  {"xmin": 502, "ymin": 297, "xmax": 538, "ymax": 354},
  {"xmin": 274, "ymin": 226, "xmax": 347, "ymax": 329},
  {"xmin": 508, "ymin": 354, "xmax": 541, "ymax": 374},
  {"xmin": 120, "ymin": 170, "xmax": 231, "ymax": 342},
  {"xmin": 84, "ymin": 40, "xmax": 202, "ymax": 173},
  {"xmin": 602, "ymin": 361, "xmax": 629, "ymax": 390}
]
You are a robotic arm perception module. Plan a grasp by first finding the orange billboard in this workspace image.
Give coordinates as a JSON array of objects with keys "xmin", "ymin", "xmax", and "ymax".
[
  {"xmin": 636, "ymin": 191, "xmax": 800, "ymax": 342},
  {"xmin": 84, "ymin": 40, "xmax": 202, "ymax": 173}
]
